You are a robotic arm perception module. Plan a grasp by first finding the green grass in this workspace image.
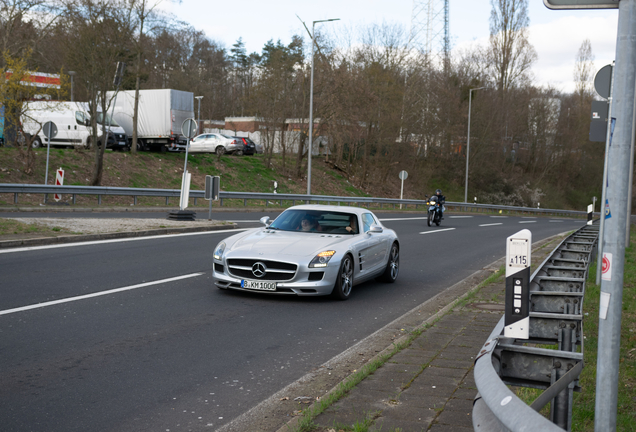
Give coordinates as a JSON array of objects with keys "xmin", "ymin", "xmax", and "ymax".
[
  {"xmin": 0, "ymin": 218, "xmax": 70, "ymax": 236},
  {"xmin": 568, "ymin": 232, "xmax": 636, "ymax": 431}
]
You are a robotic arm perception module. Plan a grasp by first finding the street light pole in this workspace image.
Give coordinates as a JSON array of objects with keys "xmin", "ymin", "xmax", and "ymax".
[
  {"xmin": 464, "ymin": 87, "xmax": 486, "ymax": 203},
  {"xmin": 68, "ymin": 71, "xmax": 76, "ymax": 102},
  {"xmin": 195, "ymin": 96, "xmax": 203, "ymax": 135},
  {"xmin": 307, "ymin": 17, "xmax": 339, "ymax": 196}
]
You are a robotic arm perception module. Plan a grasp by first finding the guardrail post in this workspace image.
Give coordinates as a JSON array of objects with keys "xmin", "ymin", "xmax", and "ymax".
[
  {"xmin": 194, "ymin": 198, "xmax": 197, "ymax": 206},
  {"xmin": 72, "ymin": 194, "xmax": 76, "ymax": 205},
  {"xmin": 244, "ymin": 199, "xmax": 247, "ymax": 206},
  {"xmin": 134, "ymin": 196, "xmax": 137, "ymax": 205},
  {"xmin": 14, "ymin": 193, "xmax": 17, "ymax": 204},
  {"xmin": 98, "ymin": 195, "xmax": 101, "ymax": 205},
  {"xmin": 220, "ymin": 198, "xmax": 223, "ymax": 206},
  {"xmin": 166, "ymin": 197, "xmax": 169, "ymax": 206}
]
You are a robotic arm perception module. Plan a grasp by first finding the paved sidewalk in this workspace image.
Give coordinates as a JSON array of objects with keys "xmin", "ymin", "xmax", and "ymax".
[{"xmin": 277, "ymin": 235, "xmax": 564, "ymax": 432}]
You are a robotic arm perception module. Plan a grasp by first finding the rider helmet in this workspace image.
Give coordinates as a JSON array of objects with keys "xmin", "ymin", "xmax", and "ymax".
[{"xmin": 435, "ymin": 189, "xmax": 442, "ymax": 195}]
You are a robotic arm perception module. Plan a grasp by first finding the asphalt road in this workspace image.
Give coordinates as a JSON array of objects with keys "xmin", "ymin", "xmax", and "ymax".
[{"xmin": 0, "ymin": 211, "xmax": 585, "ymax": 431}]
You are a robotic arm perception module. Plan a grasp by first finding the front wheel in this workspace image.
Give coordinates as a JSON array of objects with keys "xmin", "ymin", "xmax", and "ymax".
[
  {"xmin": 31, "ymin": 136, "xmax": 42, "ymax": 148},
  {"xmin": 332, "ymin": 255, "xmax": 354, "ymax": 300},
  {"xmin": 379, "ymin": 242, "xmax": 399, "ymax": 283},
  {"xmin": 427, "ymin": 211, "xmax": 433, "ymax": 227}
]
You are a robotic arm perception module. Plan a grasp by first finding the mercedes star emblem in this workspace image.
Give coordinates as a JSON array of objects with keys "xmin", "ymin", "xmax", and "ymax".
[{"xmin": 252, "ymin": 262, "xmax": 267, "ymax": 278}]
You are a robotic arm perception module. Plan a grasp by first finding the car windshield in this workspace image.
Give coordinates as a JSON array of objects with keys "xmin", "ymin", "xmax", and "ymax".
[
  {"xmin": 269, "ymin": 210, "xmax": 359, "ymax": 234},
  {"xmin": 95, "ymin": 112, "xmax": 120, "ymax": 127}
]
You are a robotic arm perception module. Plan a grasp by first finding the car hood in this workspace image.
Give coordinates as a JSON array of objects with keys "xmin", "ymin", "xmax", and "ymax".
[{"xmin": 228, "ymin": 229, "xmax": 349, "ymax": 257}]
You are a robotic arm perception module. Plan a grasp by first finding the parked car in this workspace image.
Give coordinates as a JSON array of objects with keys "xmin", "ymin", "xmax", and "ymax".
[
  {"xmin": 188, "ymin": 133, "xmax": 241, "ymax": 154},
  {"xmin": 212, "ymin": 205, "xmax": 400, "ymax": 300},
  {"xmin": 233, "ymin": 136, "xmax": 256, "ymax": 155}
]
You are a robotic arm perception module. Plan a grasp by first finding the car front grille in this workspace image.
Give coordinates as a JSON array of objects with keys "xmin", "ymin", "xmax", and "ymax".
[{"xmin": 227, "ymin": 259, "xmax": 297, "ymax": 281}]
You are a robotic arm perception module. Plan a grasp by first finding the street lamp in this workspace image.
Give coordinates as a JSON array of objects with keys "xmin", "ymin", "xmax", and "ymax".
[
  {"xmin": 307, "ymin": 17, "xmax": 339, "ymax": 195},
  {"xmin": 464, "ymin": 87, "xmax": 486, "ymax": 203},
  {"xmin": 68, "ymin": 71, "xmax": 76, "ymax": 102},
  {"xmin": 195, "ymin": 96, "xmax": 203, "ymax": 135}
]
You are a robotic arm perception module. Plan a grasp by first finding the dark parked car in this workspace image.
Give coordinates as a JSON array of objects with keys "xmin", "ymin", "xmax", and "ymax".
[{"xmin": 233, "ymin": 136, "xmax": 257, "ymax": 156}]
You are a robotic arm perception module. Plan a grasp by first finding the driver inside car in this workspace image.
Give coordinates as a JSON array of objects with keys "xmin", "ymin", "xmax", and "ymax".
[{"xmin": 300, "ymin": 215, "xmax": 318, "ymax": 232}]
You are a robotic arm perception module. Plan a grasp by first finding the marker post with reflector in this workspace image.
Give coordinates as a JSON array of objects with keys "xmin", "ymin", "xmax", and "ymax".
[{"xmin": 504, "ymin": 229, "xmax": 532, "ymax": 339}]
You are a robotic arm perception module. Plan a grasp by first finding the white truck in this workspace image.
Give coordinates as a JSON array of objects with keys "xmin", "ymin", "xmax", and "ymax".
[
  {"xmin": 21, "ymin": 101, "xmax": 129, "ymax": 150},
  {"xmin": 107, "ymin": 89, "xmax": 194, "ymax": 152}
]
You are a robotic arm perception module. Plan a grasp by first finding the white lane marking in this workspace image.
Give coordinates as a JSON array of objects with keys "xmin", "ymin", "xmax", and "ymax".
[
  {"xmin": 0, "ymin": 228, "xmax": 248, "ymax": 255},
  {"xmin": 480, "ymin": 223, "xmax": 503, "ymax": 227},
  {"xmin": 379, "ymin": 217, "xmax": 428, "ymax": 221},
  {"xmin": 0, "ymin": 273, "xmax": 204, "ymax": 317},
  {"xmin": 225, "ymin": 220, "xmax": 262, "ymax": 223},
  {"xmin": 521, "ymin": 216, "xmax": 537, "ymax": 219},
  {"xmin": 549, "ymin": 220, "xmax": 564, "ymax": 223},
  {"xmin": 449, "ymin": 216, "xmax": 473, "ymax": 218},
  {"xmin": 419, "ymin": 228, "xmax": 456, "ymax": 234},
  {"xmin": 519, "ymin": 221, "xmax": 537, "ymax": 224},
  {"xmin": 490, "ymin": 216, "xmax": 508, "ymax": 218}
]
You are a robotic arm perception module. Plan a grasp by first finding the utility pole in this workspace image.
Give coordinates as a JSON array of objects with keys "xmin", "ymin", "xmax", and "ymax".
[{"xmin": 595, "ymin": 1, "xmax": 636, "ymax": 429}]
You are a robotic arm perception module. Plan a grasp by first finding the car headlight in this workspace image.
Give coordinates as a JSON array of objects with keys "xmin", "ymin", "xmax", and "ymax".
[
  {"xmin": 309, "ymin": 250, "xmax": 336, "ymax": 268},
  {"xmin": 213, "ymin": 241, "xmax": 226, "ymax": 261}
]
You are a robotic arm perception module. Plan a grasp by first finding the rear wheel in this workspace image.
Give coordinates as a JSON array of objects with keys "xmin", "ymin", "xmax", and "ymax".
[
  {"xmin": 31, "ymin": 136, "xmax": 42, "ymax": 148},
  {"xmin": 215, "ymin": 146, "xmax": 226, "ymax": 155},
  {"xmin": 235, "ymin": 149, "xmax": 244, "ymax": 156},
  {"xmin": 379, "ymin": 242, "xmax": 399, "ymax": 283},
  {"xmin": 332, "ymin": 255, "xmax": 354, "ymax": 300}
]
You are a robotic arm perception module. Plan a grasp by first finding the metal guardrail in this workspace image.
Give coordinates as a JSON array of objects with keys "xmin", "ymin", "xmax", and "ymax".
[
  {"xmin": 0, "ymin": 184, "xmax": 587, "ymax": 217},
  {"xmin": 472, "ymin": 223, "xmax": 599, "ymax": 431}
]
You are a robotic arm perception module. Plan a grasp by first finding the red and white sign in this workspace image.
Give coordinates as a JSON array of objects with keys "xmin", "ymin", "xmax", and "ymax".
[
  {"xmin": 602, "ymin": 252, "xmax": 612, "ymax": 281},
  {"xmin": 54, "ymin": 168, "xmax": 64, "ymax": 202},
  {"xmin": 5, "ymin": 70, "xmax": 61, "ymax": 89}
]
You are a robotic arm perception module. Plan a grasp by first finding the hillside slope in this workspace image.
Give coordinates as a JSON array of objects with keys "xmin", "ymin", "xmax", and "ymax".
[{"xmin": 0, "ymin": 148, "xmax": 404, "ymax": 207}]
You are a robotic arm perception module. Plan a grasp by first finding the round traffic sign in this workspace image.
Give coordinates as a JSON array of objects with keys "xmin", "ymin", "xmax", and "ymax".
[
  {"xmin": 43, "ymin": 121, "xmax": 57, "ymax": 139},
  {"xmin": 181, "ymin": 118, "xmax": 198, "ymax": 139},
  {"xmin": 594, "ymin": 64, "xmax": 612, "ymax": 99},
  {"xmin": 398, "ymin": 170, "xmax": 408, "ymax": 180}
]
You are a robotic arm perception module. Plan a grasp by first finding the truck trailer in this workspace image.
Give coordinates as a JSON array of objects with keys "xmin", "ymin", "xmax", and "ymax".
[{"xmin": 107, "ymin": 89, "xmax": 194, "ymax": 152}]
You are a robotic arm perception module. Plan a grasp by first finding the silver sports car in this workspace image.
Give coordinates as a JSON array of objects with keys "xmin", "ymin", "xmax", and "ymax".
[{"xmin": 212, "ymin": 205, "xmax": 400, "ymax": 299}]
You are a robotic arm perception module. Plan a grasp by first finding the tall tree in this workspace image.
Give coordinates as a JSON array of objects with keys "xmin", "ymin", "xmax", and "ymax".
[
  {"xmin": 488, "ymin": 0, "xmax": 536, "ymax": 93},
  {"xmin": 64, "ymin": 0, "xmax": 135, "ymax": 186}
]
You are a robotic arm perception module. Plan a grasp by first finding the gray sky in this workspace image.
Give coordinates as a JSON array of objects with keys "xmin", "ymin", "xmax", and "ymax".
[{"xmin": 163, "ymin": 0, "xmax": 618, "ymax": 93}]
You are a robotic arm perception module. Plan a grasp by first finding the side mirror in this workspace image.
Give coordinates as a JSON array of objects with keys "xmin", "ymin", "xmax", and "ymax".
[
  {"xmin": 368, "ymin": 225, "xmax": 383, "ymax": 234},
  {"xmin": 260, "ymin": 216, "xmax": 271, "ymax": 226}
]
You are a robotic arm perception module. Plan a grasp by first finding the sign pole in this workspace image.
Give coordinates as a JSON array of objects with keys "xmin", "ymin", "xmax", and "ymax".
[
  {"xmin": 398, "ymin": 170, "xmax": 408, "ymax": 209},
  {"xmin": 595, "ymin": 1, "xmax": 636, "ymax": 429},
  {"xmin": 596, "ymin": 62, "xmax": 615, "ymax": 285}
]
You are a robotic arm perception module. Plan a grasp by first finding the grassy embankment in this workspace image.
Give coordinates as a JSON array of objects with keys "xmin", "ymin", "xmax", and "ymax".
[{"xmin": 0, "ymin": 147, "xmax": 370, "ymax": 207}]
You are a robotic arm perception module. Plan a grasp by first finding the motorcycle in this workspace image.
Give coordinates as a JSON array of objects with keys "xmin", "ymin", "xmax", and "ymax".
[{"xmin": 426, "ymin": 195, "xmax": 443, "ymax": 227}]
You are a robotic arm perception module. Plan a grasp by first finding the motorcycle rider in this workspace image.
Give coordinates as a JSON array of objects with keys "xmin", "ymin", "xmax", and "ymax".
[{"xmin": 434, "ymin": 189, "xmax": 446, "ymax": 219}]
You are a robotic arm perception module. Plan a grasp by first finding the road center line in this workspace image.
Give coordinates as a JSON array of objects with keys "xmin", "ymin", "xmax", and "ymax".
[
  {"xmin": 0, "ymin": 273, "xmax": 204, "ymax": 317},
  {"xmin": 0, "ymin": 228, "xmax": 247, "ymax": 255},
  {"xmin": 379, "ymin": 217, "xmax": 428, "ymax": 221},
  {"xmin": 419, "ymin": 228, "xmax": 456, "ymax": 234},
  {"xmin": 479, "ymin": 223, "xmax": 503, "ymax": 227},
  {"xmin": 519, "ymin": 221, "xmax": 537, "ymax": 224},
  {"xmin": 449, "ymin": 216, "xmax": 473, "ymax": 218}
]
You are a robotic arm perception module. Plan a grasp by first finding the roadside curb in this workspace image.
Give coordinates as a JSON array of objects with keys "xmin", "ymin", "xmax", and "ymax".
[{"xmin": 0, "ymin": 223, "xmax": 238, "ymax": 249}]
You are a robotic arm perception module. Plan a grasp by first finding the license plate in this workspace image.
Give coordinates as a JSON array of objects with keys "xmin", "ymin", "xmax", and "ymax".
[
  {"xmin": 119, "ymin": 141, "xmax": 126, "ymax": 146},
  {"xmin": 241, "ymin": 280, "xmax": 276, "ymax": 291}
]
